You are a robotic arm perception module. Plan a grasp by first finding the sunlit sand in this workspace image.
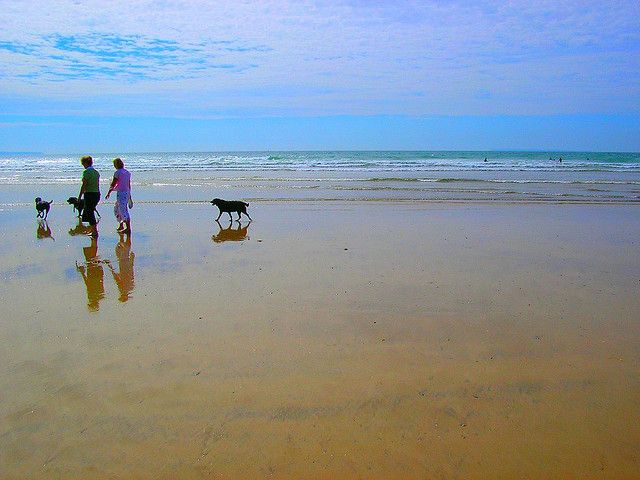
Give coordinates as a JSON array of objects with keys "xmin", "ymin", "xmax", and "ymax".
[{"xmin": 1, "ymin": 202, "xmax": 639, "ymax": 479}]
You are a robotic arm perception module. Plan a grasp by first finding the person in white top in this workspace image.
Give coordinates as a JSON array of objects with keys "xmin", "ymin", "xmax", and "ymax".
[{"xmin": 105, "ymin": 157, "xmax": 132, "ymax": 234}]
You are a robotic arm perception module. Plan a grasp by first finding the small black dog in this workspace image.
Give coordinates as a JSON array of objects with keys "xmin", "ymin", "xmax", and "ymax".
[
  {"xmin": 210, "ymin": 198, "xmax": 252, "ymax": 221},
  {"xmin": 35, "ymin": 197, "xmax": 53, "ymax": 219},
  {"xmin": 67, "ymin": 196, "xmax": 100, "ymax": 220},
  {"xmin": 67, "ymin": 196, "xmax": 84, "ymax": 217}
]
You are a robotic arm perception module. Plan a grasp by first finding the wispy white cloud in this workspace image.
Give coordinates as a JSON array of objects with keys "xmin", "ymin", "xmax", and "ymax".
[
  {"xmin": 0, "ymin": 0, "xmax": 638, "ymax": 116},
  {"xmin": 1, "ymin": 33, "xmax": 263, "ymax": 83}
]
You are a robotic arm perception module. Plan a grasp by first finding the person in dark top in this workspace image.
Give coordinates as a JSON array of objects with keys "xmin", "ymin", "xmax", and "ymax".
[{"xmin": 78, "ymin": 155, "xmax": 100, "ymax": 238}]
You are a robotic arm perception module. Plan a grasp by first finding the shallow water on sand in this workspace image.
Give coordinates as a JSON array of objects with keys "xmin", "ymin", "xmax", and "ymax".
[{"xmin": 0, "ymin": 203, "xmax": 639, "ymax": 479}]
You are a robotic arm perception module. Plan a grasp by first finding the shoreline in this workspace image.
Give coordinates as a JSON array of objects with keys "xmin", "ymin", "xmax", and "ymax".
[{"xmin": 3, "ymin": 197, "xmax": 640, "ymax": 209}]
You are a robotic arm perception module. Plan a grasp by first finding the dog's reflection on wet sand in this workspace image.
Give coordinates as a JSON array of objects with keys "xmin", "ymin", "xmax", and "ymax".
[
  {"xmin": 212, "ymin": 220, "xmax": 251, "ymax": 243},
  {"xmin": 36, "ymin": 220, "xmax": 55, "ymax": 241},
  {"xmin": 68, "ymin": 218, "xmax": 93, "ymax": 236}
]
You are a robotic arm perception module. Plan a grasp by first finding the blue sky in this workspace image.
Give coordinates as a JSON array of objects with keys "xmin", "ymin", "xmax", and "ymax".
[{"xmin": 1, "ymin": 0, "xmax": 639, "ymax": 152}]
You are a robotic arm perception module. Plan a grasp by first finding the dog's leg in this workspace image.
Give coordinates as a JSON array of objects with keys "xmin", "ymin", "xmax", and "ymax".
[
  {"xmin": 244, "ymin": 212, "xmax": 252, "ymax": 221},
  {"xmin": 216, "ymin": 211, "xmax": 222, "ymax": 221},
  {"xmin": 228, "ymin": 212, "xmax": 233, "ymax": 221}
]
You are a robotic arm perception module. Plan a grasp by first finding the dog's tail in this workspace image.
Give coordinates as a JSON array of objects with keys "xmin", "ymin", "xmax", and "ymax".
[{"xmin": 49, "ymin": 200, "xmax": 53, "ymax": 204}]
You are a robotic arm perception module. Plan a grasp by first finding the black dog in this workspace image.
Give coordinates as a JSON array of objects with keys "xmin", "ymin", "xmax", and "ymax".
[
  {"xmin": 35, "ymin": 197, "xmax": 53, "ymax": 219},
  {"xmin": 67, "ymin": 196, "xmax": 100, "ymax": 220},
  {"xmin": 210, "ymin": 198, "xmax": 252, "ymax": 221},
  {"xmin": 67, "ymin": 196, "xmax": 84, "ymax": 217}
]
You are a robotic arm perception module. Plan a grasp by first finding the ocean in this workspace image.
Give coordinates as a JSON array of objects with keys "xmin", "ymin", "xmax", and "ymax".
[{"xmin": 1, "ymin": 151, "xmax": 639, "ymax": 204}]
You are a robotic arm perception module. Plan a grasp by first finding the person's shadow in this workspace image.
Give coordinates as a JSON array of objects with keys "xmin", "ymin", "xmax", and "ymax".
[
  {"xmin": 212, "ymin": 220, "xmax": 251, "ymax": 243},
  {"xmin": 76, "ymin": 237, "xmax": 105, "ymax": 311},
  {"xmin": 36, "ymin": 220, "xmax": 55, "ymax": 241},
  {"xmin": 107, "ymin": 233, "xmax": 135, "ymax": 302}
]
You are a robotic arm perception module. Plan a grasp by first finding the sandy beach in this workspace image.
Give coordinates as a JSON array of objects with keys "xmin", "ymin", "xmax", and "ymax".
[
  {"xmin": 2, "ymin": 0, "xmax": 639, "ymax": 476},
  {"xmin": 1, "ymin": 201, "xmax": 638, "ymax": 479}
]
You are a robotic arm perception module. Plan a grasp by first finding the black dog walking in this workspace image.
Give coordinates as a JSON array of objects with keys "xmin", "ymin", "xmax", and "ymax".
[
  {"xmin": 67, "ymin": 196, "xmax": 101, "ymax": 220},
  {"xmin": 210, "ymin": 198, "xmax": 252, "ymax": 221},
  {"xmin": 67, "ymin": 196, "xmax": 85, "ymax": 217},
  {"xmin": 35, "ymin": 197, "xmax": 53, "ymax": 219}
]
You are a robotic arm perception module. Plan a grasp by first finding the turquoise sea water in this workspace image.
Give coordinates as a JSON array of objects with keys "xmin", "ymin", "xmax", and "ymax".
[{"xmin": 1, "ymin": 151, "xmax": 639, "ymax": 203}]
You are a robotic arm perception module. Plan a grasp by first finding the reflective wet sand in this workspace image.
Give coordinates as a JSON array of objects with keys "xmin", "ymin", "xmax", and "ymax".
[{"xmin": 1, "ymin": 202, "xmax": 639, "ymax": 479}]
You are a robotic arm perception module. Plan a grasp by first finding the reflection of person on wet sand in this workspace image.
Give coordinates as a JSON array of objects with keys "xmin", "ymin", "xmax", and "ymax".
[
  {"xmin": 107, "ymin": 234, "xmax": 135, "ymax": 302},
  {"xmin": 36, "ymin": 220, "xmax": 54, "ymax": 241},
  {"xmin": 68, "ymin": 218, "xmax": 93, "ymax": 236},
  {"xmin": 212, "ymin": 220, "xmax": 251, "ymax": 243},
  {"xmin": 76, "ymin": 237, "xmax": 105, "ymax": 311}
]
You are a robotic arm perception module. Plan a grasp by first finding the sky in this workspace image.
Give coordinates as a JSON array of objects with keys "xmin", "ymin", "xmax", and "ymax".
[{"xmin": 0, "ymin": 0, "xmax": 639, "ymax": 152}]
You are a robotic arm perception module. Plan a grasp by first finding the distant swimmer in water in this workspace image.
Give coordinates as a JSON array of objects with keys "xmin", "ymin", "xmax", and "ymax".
[
  {"xmin": 484, "ymin": 158, "xmax": 487, "ymax": 162},
  {"xmin": 559, "ymin": 157, "xmax": 563, "ymax": 163}
]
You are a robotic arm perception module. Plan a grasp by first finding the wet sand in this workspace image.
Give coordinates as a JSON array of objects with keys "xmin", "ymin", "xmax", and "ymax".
[{"xmin": 1, "ymin": 202, "xmax": 639, "ymax": 479}]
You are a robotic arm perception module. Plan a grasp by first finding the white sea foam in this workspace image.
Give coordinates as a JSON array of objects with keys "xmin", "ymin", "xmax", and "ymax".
[{"xmin": 1, "ymin": 151, "xmax": 639, "ymax": 202}]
